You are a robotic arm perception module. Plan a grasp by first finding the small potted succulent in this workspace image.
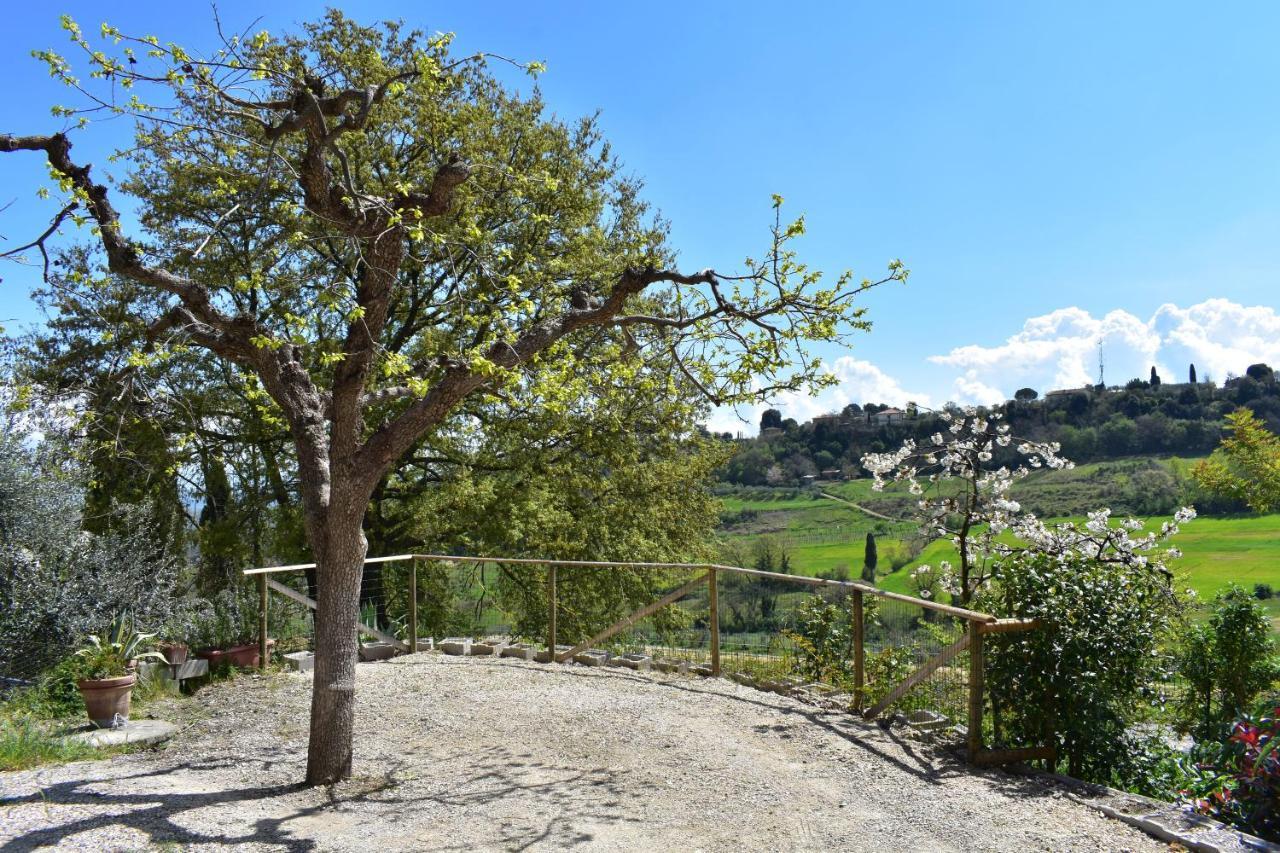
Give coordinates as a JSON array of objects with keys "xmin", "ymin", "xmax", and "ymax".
[{"xmin": 75, "ymin": 615, "xmax": 166, "ymax": 728}]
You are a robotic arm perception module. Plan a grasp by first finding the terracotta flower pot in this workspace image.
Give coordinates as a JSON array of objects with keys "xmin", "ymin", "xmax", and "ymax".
[
  {"xmin": 197, "ymin": 640, "xmax": 274, "ymax": 669},
  {"xmin": 159, "ymin": 642, "xmax": 189, "ymax": 665},
  {"xmin": 77, "ymin": 673, "xmax": 137, "ymax": 729}
]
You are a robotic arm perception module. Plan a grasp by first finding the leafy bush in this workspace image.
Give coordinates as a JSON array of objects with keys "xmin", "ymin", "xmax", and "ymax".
[
  {"xmin": 1188, "ymin": 700, "xmax": 1280, "ymax": 842},
  {"xmin": 978, "ymin": 550, "xmax": 1181, "ymax": 780},
  {"xmin": 1177, "ymin": 585, "xmax": 1278, "ymax": 738},
  {"xmin": 785, "ymin": 596, "xmax": 859, "ymax": 685},
  {"xmin": 1254, "ymin": 583, "xmax": 1274, "ymax": 601}
]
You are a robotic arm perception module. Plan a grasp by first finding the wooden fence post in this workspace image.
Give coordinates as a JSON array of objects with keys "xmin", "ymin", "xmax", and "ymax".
[
  {"xmin": 258, "ymin": 572, "xmax": 268, "ymax": 671},
  {"xmin": 547, "ymin": 564, "xmax": 557, "ymax": 660},
  {"xmin": 853, "ymin": 590, "xmax": 865, "ymax": 709},
  {"xmin": 408, "ymin": 558, "xmax": 419, "ymax": 654},
  {"xmin": 708, "ymin": 568, "xmax": 720, "ymax": 676},
  {"xmin": 967, "ymin": 618, "xmax": 984, "ymax": 762}
]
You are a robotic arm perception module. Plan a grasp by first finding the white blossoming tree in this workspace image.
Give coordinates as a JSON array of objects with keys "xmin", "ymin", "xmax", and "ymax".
[
  {"xmin": 861, "ymin": 406, "xmax": 1194, "ymax": 605},
  {"xmin": 864, "ymin": 406, "xmax": 1198, "ymax": 780}
]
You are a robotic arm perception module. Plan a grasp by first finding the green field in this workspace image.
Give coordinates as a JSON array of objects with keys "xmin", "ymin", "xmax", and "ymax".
[
  {"xmin": 716, "ymin": 456, "xmax": 1280, "ymax": 614},
  {"xmin": 872, "ymin": 514, "xmax": 1280, "ymax": 601}
]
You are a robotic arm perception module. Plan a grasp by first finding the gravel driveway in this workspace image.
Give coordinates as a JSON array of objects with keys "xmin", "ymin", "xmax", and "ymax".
[{"xmin": 0, "ymin": 654, "xmax": 1168, "ymax": 852}]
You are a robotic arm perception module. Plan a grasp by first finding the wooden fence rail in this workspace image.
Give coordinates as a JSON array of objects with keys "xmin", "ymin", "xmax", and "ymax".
[{"xmin": 244, "ymin": 554, "xmax": 1050, "ymax": 766}]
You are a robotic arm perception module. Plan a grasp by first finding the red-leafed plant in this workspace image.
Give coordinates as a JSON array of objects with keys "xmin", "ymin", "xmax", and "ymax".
[{"xmin": 1189, "ymin": 702, "xmax": 1280, "ymax": 842}]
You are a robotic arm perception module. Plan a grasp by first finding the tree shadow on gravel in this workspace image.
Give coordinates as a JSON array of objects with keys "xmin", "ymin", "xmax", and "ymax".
[{"xmin": 0, "ymin": 742, "xmax": 637, "ymax": 852}]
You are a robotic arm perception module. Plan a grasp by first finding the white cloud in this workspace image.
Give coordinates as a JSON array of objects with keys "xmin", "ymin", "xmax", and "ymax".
[
  {"xmin": 703, "ymin": 298, "xmax": 1280, "ymax": 434},
  {"xmin": 705, "ymin": 356, "xmax": 928, "ymax": 436},
  {"xmin": 928, "ymin": 298, "xmax": 1278, "ymax": 400}
]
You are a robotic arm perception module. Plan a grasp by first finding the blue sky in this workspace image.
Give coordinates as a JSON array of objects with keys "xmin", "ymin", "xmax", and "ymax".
[{"xmin": 3, "ymin": 2, "xmax": 1280, "ymax": 433}]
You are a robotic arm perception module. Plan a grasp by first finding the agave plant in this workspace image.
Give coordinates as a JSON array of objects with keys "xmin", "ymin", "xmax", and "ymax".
[{"xmin": 76, "ymin": 612, "xmax": 166, "ymax": 678}]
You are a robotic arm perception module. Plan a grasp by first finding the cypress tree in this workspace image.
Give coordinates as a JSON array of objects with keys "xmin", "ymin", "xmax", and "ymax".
[
  {"xmin": 862, "ymin": 532, "xmax": 878, "ymax": 582},
  {"xmin": 1189, "ymin": 363, "xmax": 1197, "ymax": 384}
]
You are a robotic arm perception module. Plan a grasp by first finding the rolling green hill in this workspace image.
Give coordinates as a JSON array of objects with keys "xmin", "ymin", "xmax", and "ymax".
[{"xmin": 716, "ymin": 455, "xmax": 1280, "ymax": 622}]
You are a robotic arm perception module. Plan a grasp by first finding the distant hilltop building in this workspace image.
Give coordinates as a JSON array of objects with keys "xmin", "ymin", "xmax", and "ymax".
[{"xmin": 871, "ymin": 407, "xmax": 907, "ymax": 425}]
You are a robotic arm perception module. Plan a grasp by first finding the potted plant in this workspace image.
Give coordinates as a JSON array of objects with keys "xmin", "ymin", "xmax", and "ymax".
[
  {"xmin": 192, "ymin": 588, "xmax": 272, "ymax": 668},
  {"xmin": 155, "ymin": 599, "xmax": 205, "ymax": 665},
  {"xmin": 74, "ymin": 616, "xmax": 166, "ymax": 728}
]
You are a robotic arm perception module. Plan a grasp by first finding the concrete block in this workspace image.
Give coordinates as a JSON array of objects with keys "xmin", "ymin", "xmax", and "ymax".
[
  {"xmin": 652, "ymin": 659, "xmax": 688, "ymax": 674},
  {"xmin": 171, "ymin": 658, "xmax": 209, "ymax": 680},
  {"xmin": 534, "ymin": 644, "xmax": 574, "ymax": 663},
  {"xmin": 610, "ymin": 653, "xmax": 652, "ymax": 671},
  {"xmin": 573, "ymin": 648, "xmax": 610, "ymax": 666},
  {"xmin": 501, "ymin": 643, "xmax": 536, "ymax": 661},
  {"xmin": 283, "ymin": 651, "xmax": 314, "ymax": 673},
  {"xmin": 414, "ymin": 638, "xmax": 434, "ymax": 653},
  {"xmin": 730, "ymin": 671, "xmax": 757, "ymax": 688},
  {"xmin": 358, "ymin": 641, "xmax": 397, "ymax": 662},
  {"xmin": 439, "ymin": 637, "xmax": 471, "ymax": 656},
  {"xmin": 470, "ymin": 639, "xmax": 506, "ymax": 656},
  {"xmin": 690, "ymin": 664, "xmax": 715, "ymax": 677},
  {"xmin": 138, "ymin": 658, "xmax": 209, "ymax": 688}
]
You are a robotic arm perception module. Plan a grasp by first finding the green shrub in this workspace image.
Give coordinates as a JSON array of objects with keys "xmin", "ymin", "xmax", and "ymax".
[
  {"xmin": 1177, "ymin": 585, "xmax": 1278, "ymax": 738},
  {"xmin": 977, "ymin": 550, "xmax": 1180, "ymax": 781},
  {"xmin": 1254, "ymin": 583, "xmax": 1273, "ymax": 601}
]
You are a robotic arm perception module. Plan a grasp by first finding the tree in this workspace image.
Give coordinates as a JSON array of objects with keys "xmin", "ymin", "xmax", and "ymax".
[
  {"xmin": 760, "ymin": 408, "xmax": 783, "ymax": 431},
  {"xmin": 1014, "ymin": 387, "xmax": 1038, "ymax": 402},
  {"xmin": 1190, "ymin": 363, "xmax": 1197, "ymax": 384},
  {"xmin": 1194, "ymin": 409, "xmax": 1280, "ymax": 513},
  {"xmin": 1, "ymin": 13, "xmax": 905, "ymax": 784},
  {"xmin": 861, "ymin": 532, "xmax": 877, "ymax": 582},
  {"xmin": 1150, "ymin": 366, "xmax": 1161, "ymax": 387},
  {"xmin": 1246, "ymin": 363, "xmax": 1274, "ymax": 383}
]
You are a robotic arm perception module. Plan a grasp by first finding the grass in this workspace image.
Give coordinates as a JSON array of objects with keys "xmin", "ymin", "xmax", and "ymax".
[
  {"xmin": 0, "ymin": 715, "xmax": 110, "ymax": 771},
  {"xmin": 873, "ymin": 513, "xmax": 1280, "ymax": 604}
]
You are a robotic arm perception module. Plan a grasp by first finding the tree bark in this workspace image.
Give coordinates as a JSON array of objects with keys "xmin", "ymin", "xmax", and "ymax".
[{"xmin": 304, "ymin": 496, "xmax": 369, "ymax": 786}]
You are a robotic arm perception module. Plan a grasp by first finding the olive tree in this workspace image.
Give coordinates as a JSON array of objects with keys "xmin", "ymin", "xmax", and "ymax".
[{"xmin": 1, "ymin": 13, "xmax": 904, "ymax": 784}]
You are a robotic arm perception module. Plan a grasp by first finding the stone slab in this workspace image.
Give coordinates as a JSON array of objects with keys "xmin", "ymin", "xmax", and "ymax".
[
  {"xmin": 415, "ymin": 639, "xmax": 434, "ymax": 653},
  {"xmin": 68, "ymin": 719, "xmax": 177, "ymax": 748}
]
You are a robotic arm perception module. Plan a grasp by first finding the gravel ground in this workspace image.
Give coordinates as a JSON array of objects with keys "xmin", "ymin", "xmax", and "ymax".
[{"xmin": 0, "ymin": 654, "xmax": 1170, "ymax": 852}]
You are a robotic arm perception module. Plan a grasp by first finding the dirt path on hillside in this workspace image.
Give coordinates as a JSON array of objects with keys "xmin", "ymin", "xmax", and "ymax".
[{"xmin": 0, "ymin": 655, "xmax": 1167, "ymax": 852}]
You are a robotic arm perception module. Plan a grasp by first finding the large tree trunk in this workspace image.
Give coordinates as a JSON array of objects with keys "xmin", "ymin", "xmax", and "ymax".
[{"xmin": 304, "ymin": 497, "xmax": 369, "ymax": 786}]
